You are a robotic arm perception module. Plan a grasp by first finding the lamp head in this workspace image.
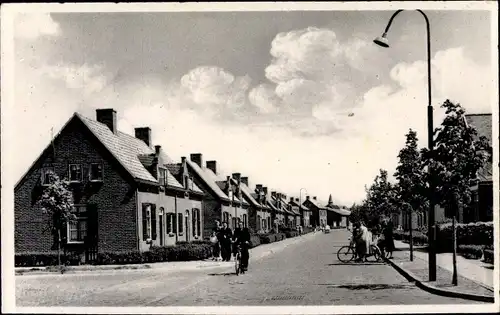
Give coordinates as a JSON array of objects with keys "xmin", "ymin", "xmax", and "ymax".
[{"xmin": 373, "ymin": 33, "xmax": 389, "ymax": 48}]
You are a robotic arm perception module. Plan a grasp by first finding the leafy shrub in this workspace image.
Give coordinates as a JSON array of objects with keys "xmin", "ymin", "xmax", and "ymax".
[
  {"xmin": 392, "ymin": 230, "xmax": 428, "ymax": 245},
  {"xmin": 458, "ymin": 245, "xmax": 483, "ymax": 259},
  {"xmin": 436, "ymin": 221, "xmax": 493, "ymax": 253},
  {"xmin": 16, "ymin": 243, "xmax": 213, "ymax": 267},
  {"xmin": 483, "ymin": 249, "xmax": 494, "ymax": 264},
  {"xmin": 249, "ymin": 235, "xmax": 261, "ymax": 248},
  {"xmin": 285, "ymin": 231, "xmax": 299, "ymax": 238},
  {"xmin": 15, "ymin": 251, "xmax": 81, "ymax": 267}
]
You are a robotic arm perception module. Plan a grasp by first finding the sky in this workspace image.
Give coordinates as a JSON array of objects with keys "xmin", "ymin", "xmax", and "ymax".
[{"xmin": 5, "ymin": 4, "xmax": 496, "ymax": 206}]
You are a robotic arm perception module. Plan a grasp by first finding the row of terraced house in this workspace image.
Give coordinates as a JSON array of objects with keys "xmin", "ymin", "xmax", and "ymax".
[{"xmin": 14, "ymin": 108, "xmax": 351, "ymax": 263}]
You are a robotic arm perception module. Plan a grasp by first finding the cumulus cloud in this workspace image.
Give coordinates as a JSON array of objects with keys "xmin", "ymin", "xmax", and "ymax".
[
  {"xmin": 180, "ymin": 66, "xmax": 251, "ymax": 116},
  {"xmin": 14, "ymin": 13, "xmax": 61, "ymax": 40},
  {"xmin": 9, "ymin": 18, "xmax": 494, "ymax": 205}
]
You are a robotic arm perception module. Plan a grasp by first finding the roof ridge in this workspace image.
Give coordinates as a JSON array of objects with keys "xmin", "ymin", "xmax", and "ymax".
[{"xmin": 465, "ymin": 113, "xmax": 492, "ymax": 116}]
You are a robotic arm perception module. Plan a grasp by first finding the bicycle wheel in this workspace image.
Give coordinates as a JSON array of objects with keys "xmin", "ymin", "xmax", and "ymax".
[
  {"xmin": 371, "ymin": 245, "xmax": 382, "ymax": 262},
  {"xmin": 235, "ymin": 254, "xmax": 241, "ymax": 275},
  {"xmin": 337, "ymin": 246, "xmax": 355, "ymax": 263}
]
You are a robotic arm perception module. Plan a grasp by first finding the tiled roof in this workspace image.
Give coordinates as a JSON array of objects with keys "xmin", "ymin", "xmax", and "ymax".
[
  {"xmin": 186, "ymin": 160, "xmax": 242, "ymax": 202},
  {"xmin": 306, "ymin": 198, "xmax": 327, "ymax": 210},
  {"xmin": 266, "ymin": 199, "xmax": 279, "ymax": 212},
  {"xmin": 77, "ymin": 113, "xmax": 184, "ymax": 189},
  {"xmin": 251, "ymin": 192, "xmax": 271, "ymax": 210},
  {"xmin": 466, "ymin": 114, "xmax": 493, "ymax": 182},
  {"xmin": 164, "ymin": 163, "xmax": 204, "ymax": 194},
  {"xmin": 290, "ymin": 199, "xmax": 310, "ymax": 211},
  {"xmin": 326, "ymin": 205, "xmax": 351, "ymax": 216},
  {"xmin": 231, "ymin": 179, "xmax": 260, "ymax": 207}
]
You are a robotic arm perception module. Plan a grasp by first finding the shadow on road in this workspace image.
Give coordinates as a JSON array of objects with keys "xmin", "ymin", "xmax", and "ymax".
[
  {"xmin": 327, "ymin": 263, "xmax": 386, "ymax": 266},
  {"xmin": 320, "ymin": 284, "xmax": 413, "ymax": 290},
  {"xmin": 207, "ymin": 272, "xmax": 236, "ymax": 276}
]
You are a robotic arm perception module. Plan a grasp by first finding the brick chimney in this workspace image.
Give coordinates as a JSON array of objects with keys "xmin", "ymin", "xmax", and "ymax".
[
  {"xmin": 263, "ymin": 187, "xmax": 268, "ymax": 196},
  {"xmin": 295, "ymin": 198, "xmax": 300, "ymax": 202},
  {"xmin": 313, "ymin": 196, "xmax": 317, "ymax": 200},
  {"xmin": 135, "ymin": 127, "xmax": 151, "ymax": 147},
  {"xmin": 256, "ymin": 184, "xmax": 263, "ymax": 191},
  {"xmin": 306, "ymin": 195, "xmax": 310, "ymax": 200},
  {"xmin": 190, "ymin": 153, "xmax": 203, "ymax": 168},
  {"xmin": 290, "ymin": 197, "xmax": 294, "ymax": 202},
  {"xmin": 206, "ymin": 160, "xmax": 217, "ymax": 174},
  {"xmin": 232, "ymin": 173, "xmax": 241, "ymax": 183},
  {"xmin": 181, "ymin": 157, "xmax": 188, "ymax": 189},
  {"xmin": 241, "ymin": 177, "xmax": 248, "ymax": 186},
  {"xmin": 155, "ymin": 145, "xmax": 161, "ymax": 155},
  {"xmin": 271, "ymin": 191, "xmax": 276, "ymax": 199},
  {"xmin": 96, "ymin": 109, "xmax": 117, "ymax": 134}
]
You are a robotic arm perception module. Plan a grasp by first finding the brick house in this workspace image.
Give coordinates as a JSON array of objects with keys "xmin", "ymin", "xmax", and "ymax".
[
  {"xmin": 216, "ymin": 173, "xmax": 250, "ymax": 228},
  {"xmin": 395, "ymin": 113, "xmax": 493, "ymax": 230},
  {"xmin": 228, "ymin": 174, "xmax": 263, "ymax": 233},
  {"xmin": 183, "ymin": 155, "xmax": 247, "ymax": 238},
  {"xmin": 287, "ymin": 197, "xmax": 302, "ymax": 227},
  {"xmin": 252, "ymin": 185, "xmax": 272, "ymax": 232},
  {"xmin": 303, "ymin": 196, "xmax": 328, "ymax": 228},
  {"xmin": 270, "ymin": 192, "xmax": 286, "ymax": 226},
  {"xmin": 289, "ymin": 197, "xmax": 312, "ymax": 227},
  {"xmin": 325, "ymin": 194, "xmax": 351, "ymax": 228},
  {"xmin": 15, "ymin": 109, "xmax": 204, "ymax": 262}
]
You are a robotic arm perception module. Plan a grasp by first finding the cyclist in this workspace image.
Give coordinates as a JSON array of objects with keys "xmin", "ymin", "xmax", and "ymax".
[{"xmin": 233, "ymin": 221, "xmax": 250, "ymax": 271}]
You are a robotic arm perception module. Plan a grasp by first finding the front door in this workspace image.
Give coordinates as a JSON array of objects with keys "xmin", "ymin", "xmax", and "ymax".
[
  {"xmin": 185, "ymin": 214, "xmax": 190, "ymax": 242},
  {"xmin": 159, "ymin": 214, "xmax": 164, "ymax": 246}
]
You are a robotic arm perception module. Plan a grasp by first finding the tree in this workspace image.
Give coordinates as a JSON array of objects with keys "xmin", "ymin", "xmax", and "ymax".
[
  {"xmin": 37, "ymin": 171, "xmax": 75, "ymax": 266},
  {"xmin": 394, "ymin": 129, "xmax": 428, "ymax": 261},
  {"xmin": 364, "ymin": 169, "xmax": 399, "ymax": 227},
  {"xmin": 422, "ymin": 100, "xmax": 491, "ymax": 285}
]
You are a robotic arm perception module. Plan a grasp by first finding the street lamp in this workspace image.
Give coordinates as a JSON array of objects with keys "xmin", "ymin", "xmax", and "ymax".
[
  {"xmin": 299, "ymin": 188, "xmax": 307, "ymax": 226},
  {"xmin": 373, "ymin": 9, "xmax": 437, "ymax": 282}
]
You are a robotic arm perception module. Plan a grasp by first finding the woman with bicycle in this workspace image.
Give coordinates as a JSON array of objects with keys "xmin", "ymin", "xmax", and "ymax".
[{"xmin": 233, "ymin": 221, "xmax": 251, "ymax": 271}]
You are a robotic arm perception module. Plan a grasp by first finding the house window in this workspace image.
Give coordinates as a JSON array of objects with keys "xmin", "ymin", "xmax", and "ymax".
[
  {"xmin": 158, "ymin": 168, "xmax": 167, "ymax": 186},
  {"xmin": 89, "ymin": 163, "xmax": 103, "ymax": 181},
  {"xmin": 142, "ymin": 204, "xmax": 156, "ymax": 240},
  {"xmin": 243, "ymin": 214, "xmax": 248, "ymax": 228},
  {"xmin": 262, "ymin": 219, "xmax": 266, "ymax": 230},
  {"xmin": 67, "ymin": 205, "xmax": 87, "ymax": 243},
  {"xmin": 257, "ymin": 215, "xmax": 261, "ymax": 230},
  {"xmin": 192, "ymin": 208, "xmax": 201, "ymax": 237},
  {"xmin": 178, "ymin": 213, "xmax": 183, "ymax": 234},
  {"xmin": 222, "ymin": 212, "xmax": 229, "ymax": 226},
  {"xmin": 41, "ymin": 167, "xmax": 55, "ymax": 186},
  {"xmin": 69, "ymin": 164, "xmax": 82, "ymax": 182},
  {"xmin": 166, "ymin": 213, "xmax": 174, "ymax": 234}
]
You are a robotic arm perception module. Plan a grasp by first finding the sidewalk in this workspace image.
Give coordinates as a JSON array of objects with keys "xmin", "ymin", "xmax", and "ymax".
[
  {"xmin": 394, "ymin": 240, "xmax": 494, "ymax": 290},
  {"xmin": 15, "ymin": 231, "xmax": 319, "ymax": 275},
  {"xmin": 388, "ymin": 241, "xmax": 494, "ymax": 302}
]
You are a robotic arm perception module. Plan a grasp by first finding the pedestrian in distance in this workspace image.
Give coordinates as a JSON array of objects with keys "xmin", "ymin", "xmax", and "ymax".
[
  {"xmin": 233, "ymin": 221, "xmax": 251, "ymax": 271},
  {"xmin": 232, "ymin": 221, "xmax": 242, "ymax": 259}
]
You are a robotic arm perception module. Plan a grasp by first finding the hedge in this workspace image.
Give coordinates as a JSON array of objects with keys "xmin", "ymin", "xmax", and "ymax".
[
  {"xmin": 15, "ymin": 243, "xmax": 213, "ymax": 267},
  {"xmin": 483, "ymin": 249, "xmax": 494, "ymax": 264},
  {"xmin": 457, "ymin": 245, "xmax": 484, "ymax": 260},
  {"xmin": 393, "ymin": 230, "xmax": 428, "ymax": 245},
  {"xmin": 436, "ymin": 221, "xmax": 493, "ymax": 253},
  {"xmin": 259, "ymin": 232, "xmax": 286, "ymax": 244},
  {"xmin": 249, "ymin": 235, "xmax": 261, "ymax": 248}
]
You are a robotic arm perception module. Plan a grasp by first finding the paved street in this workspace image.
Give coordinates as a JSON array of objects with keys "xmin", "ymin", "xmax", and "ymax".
[{"xmin": 16, "ymin": 230, "xmax": 483, "ymax": 306}]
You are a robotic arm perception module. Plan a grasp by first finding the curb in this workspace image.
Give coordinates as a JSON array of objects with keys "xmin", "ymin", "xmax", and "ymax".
[{"xmin": 385, "ymin": 257, "xmax": 494, "ymax": 303}]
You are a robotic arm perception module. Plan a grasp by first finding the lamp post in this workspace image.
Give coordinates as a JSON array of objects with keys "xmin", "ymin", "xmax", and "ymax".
[
  {"xmin": 373, "ymin": 9, "xmax": 436, "ymax": 282},
  {"xmin": 299, "ymin": 188, "xmax": 307, "ymax": 227}
]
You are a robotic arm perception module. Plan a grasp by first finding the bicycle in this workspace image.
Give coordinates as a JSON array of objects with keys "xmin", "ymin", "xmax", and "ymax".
[
  {"xmin": 337, "ymin": 237, "xmax": 383, "ymax": 263},
  {"xmin": 234, "ymin": 244, "xmax": 245, "ymax": 275}
]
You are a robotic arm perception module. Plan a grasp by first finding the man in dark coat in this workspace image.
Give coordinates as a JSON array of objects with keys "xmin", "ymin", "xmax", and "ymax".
[
  {"xmin": 233, "ymin": 221, "xmax": 251, "ymax": 270},
  {"xmin": 220, "ymin": 221, "xmax": 233, "ymax": 261}
]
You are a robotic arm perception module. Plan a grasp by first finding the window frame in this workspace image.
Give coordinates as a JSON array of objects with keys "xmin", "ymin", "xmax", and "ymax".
[
  {"xmin": 41, "ymin": 167, "xmax": 55, "ymax": 186},
  {"xmin": 66, "ymin": 205, "xmax": 88, "ymax": 244},
  {"xmin": 166, "ymin": 213, "xmax": 174, "ymax": 234},
  {"xmin": 177, "ymin": 213, "xmax": 184, "ymax": 235},
  {"xmin": 68, "ymin": 164, "xmax": 83, "ymax": 183},
  {"xmin": 89, "ymin": 163, "xmax": 104, "ymax": 182}
]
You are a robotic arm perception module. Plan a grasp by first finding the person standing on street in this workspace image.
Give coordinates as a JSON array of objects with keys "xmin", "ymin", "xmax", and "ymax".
[
  {"xmin": 211, "ymin": 220, "xmax": 222, "ymax": 261},
  {"xmin": 383, "ymin": 219, "xmax": 395, "ymax": 259},
  {"xmin": 232, "ymin": 221, "xmax": 242, "ymax": 259},
  {"xmin": 233, "ymin": 221, "xmax": 251, "ymax": 271},
  {"xmin": 220, "ymin": 221, "xmax": 233, "ymax": 262}
]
